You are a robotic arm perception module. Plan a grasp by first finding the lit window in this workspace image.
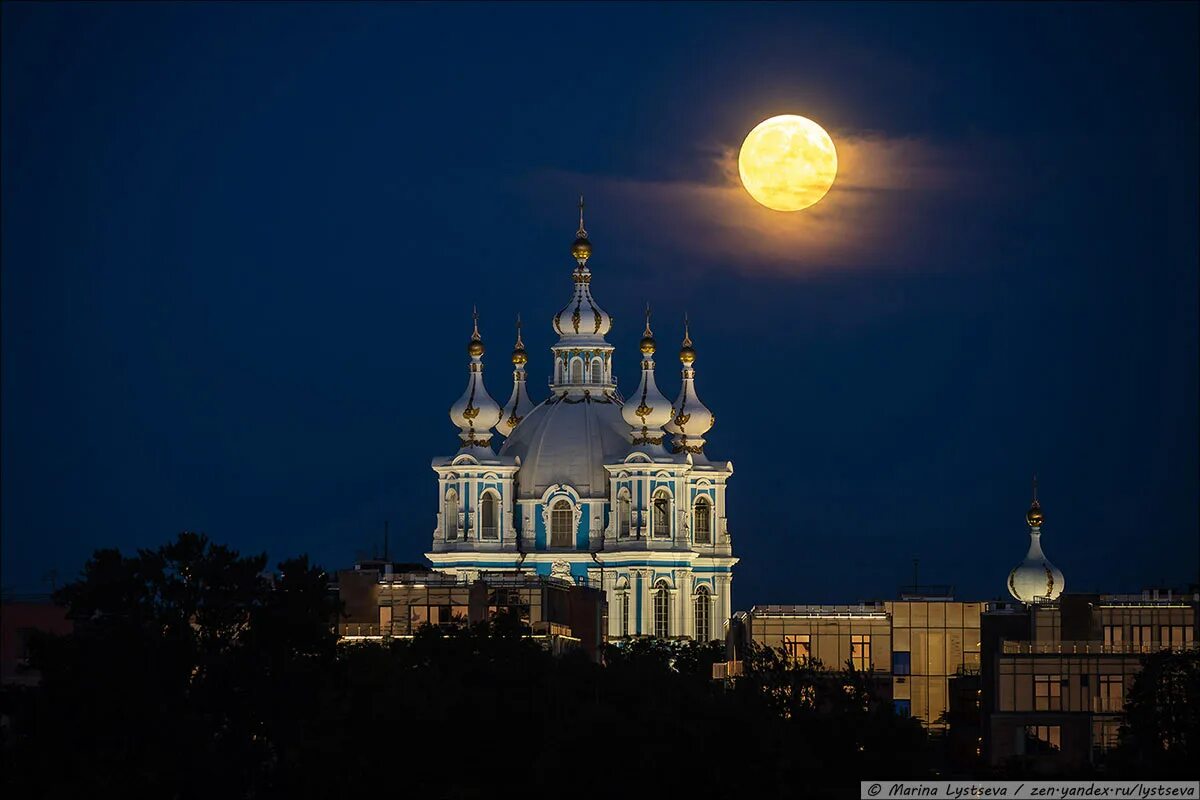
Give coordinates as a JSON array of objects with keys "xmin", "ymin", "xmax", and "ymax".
[
  {"xmin": 480, "ymin": 492, "xmax": 498, "ymax": 540},
  {"xmin": 851, "ymin": 634, "xmax": 871, "ymax": 671},
  {"xmin": 652, "ymin": 490, "xmax": 671, "ymax": 539},
  {"xmin": 551, "ymin": 500, "xmax": 573, "ymax": 547},
  {"xmin": 694, "ymin": 586, "xmax": 711, "ymax": 642},
  {"xmin": 653, "ymin": 582, "xmax": 670, "ymax": 638},
  {"xmin": 1025, "ymin": 725, "xmax": 1061, "ymax": 753},
  {"xmin": 693, "ymin": 497, "xmax": 712, "ymax": 544},
  {"xmin": 1103, "ymin": 625, "xmax": 1123, "ymax": 649},
  {"xmin": 783, "ymin": 634, "xmax": 811, "ymax": 663},
  {"xmin": 617, "ymin": 490, "xmax": 631, "ymax": 538},
  {"xmin": 443, "ymin": 489, "xmax": 460, "ymax": 540},
  {"xmin": 1034, "ymin": 674, "xmax": 1062, "ymax": 711},
  {"xmin": 1130, "ymin": 625, "xmax": 1152, "ymax": 653},
  {"xmin": 1098, "ymin": 674, "xmax": 1124, "ymax": 713}
]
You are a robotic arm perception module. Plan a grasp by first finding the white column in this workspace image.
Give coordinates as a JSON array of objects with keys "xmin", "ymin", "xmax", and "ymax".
[{"xmin": 681, "ymin": 571, "xmax": 695, "ymax": 639}]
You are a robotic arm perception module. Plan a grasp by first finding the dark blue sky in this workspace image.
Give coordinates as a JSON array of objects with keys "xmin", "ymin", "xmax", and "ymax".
[{"xmin": 3, "ymin": 2, "xmax": 1197, "ymax": 605}]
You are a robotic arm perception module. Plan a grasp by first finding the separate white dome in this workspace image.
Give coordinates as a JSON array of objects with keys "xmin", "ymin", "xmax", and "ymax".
[
  {"xmin": 1007, "ymin": 530, "xmax": 1065, "ymax": 603},
  {"xmin": 1007, "ymin": 492, "xmax": 1064, "ymax": 603},
  {"xmin": 498, "ymin": 393, "xmax": 628, "ymax": 499}
]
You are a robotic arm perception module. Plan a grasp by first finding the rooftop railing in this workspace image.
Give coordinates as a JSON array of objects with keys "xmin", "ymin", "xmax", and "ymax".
[
  {"xmin": 1001, "ymin": 640, "xmax": 1200, "ymax": 655},
  {"xmin": 750, "ymin": 603, "xmax": 889, "ymax": 618}
]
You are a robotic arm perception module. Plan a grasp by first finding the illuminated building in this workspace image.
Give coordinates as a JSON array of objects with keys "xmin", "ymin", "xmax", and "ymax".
[
  {"xmin": 425, "ymin": 200, "xmax": 736, "ymax": 640},
  {"xmin": 334, "ymin": 560, "xmax": 607, "ymax": 661},
  {"xmin": 724, "ymin": 488, "xmax": 1199, "ymax": 771},
  {"xmin": 732, "ymin": 594, "xmax": 984, "ymax": 731}
]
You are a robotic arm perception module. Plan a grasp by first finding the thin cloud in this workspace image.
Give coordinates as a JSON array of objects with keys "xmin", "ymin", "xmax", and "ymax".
[{"xmin": 540, "ymin": 133, "xmax": 1006, "ymax": 277}]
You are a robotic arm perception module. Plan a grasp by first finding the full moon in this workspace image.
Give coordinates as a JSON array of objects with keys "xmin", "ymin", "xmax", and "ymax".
[{"xmin": 738, "ymin": 115, "xmax": 838, "ymax": 212}]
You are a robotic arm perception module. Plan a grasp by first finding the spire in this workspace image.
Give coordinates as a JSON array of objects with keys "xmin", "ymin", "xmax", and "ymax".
[
  {"xmin": 1007, "ymin": 477, "xmax": 1064, "ymax": 603},
  {"xmin": 571, "ymin": 193, "xmax": 592, "ymax": 267},
  {"xmin": 1026, "ymin": 474, "xmax": 1043, "ymax": 528},
  {"xmin": 552, "ymin": 198, "xmax": 613, "ymax": 392},
  {"xmin": 665, "ymin": 315, "xmax": 714, "ymax": 455},
  {"xmin": 500, "ymin": 313, "xmax": 536, "ymax": 437},
  {"xmin": 449, "ymin": 309, "xmax": 501, "ymax": 453},
  {"xmin": 622, "ymin": 302, "xmax": 672, "ymax": 449}
]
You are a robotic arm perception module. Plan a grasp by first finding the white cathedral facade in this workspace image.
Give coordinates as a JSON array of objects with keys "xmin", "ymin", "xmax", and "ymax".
[{"xmin": 426, "ymin": 204, "xmax": 736, "ymax": 641}]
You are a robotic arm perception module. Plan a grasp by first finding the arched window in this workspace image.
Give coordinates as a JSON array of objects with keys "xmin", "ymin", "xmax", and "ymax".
[
  {"xmin": 480, "ymin": 492, "xmax": 498, "ymax": 540},
  {"xmin": 551, "ymin": 499, "xmax": 573, "ymax": 548},
  {"xmin": 556, "ymin": 359, "xmax": 564, "ymax": 384},
  {"xmin": 694, "ymin": 586, "xmax": 711, "ymax": 642},
  {"xmin": 652, "ymin": 489, "xmax": 671, "ymax": 539},
  {"xmin": 693, "ymin": 496, "xmax": 712, "ymax": 544},
  {"xmin": 570, "ymin": 358, "xmax": 583, "ymax": 384},
  {"xmin": 591, "ymin": 357, "xmax": 604, "ymax": 384},
  {"xmin": 443, "ymin": 489, "xmax": 459, "ymax": 541},
  {"xmin": 617, "ymin": 489, "xmax": 631, "ymax": 539},
  {"xmin": 653, "ymin": 581, "xmax": 670, "ymax": 639}
]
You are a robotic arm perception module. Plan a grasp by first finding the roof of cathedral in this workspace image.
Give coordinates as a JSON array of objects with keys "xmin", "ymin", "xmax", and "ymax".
[{"xmin": 498, "ymin": 392, "xmax": 629, "ymax": 499}]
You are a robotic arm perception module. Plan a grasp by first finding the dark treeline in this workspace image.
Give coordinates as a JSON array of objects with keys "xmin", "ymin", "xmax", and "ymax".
[{"xmin": 1, "ymin": 533, "xmax": 1195, "ymax": 798}]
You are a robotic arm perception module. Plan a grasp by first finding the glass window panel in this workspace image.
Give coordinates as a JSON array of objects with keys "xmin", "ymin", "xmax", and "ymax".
[
  {"xmin": 929, "ymin": 603, "xmax": 945, "ymax": 628},
  {"xmin": 929, "ymin": 631, "xmax": 945, "ymax": 676}
]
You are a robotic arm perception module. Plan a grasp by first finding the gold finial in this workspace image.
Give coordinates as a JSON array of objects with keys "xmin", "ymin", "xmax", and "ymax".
[
  {"xmin": 640, "ymin": 303, "xmax": 656, "ymax": 355},
  {"xmin": 468, "ymin": 306, "xmax": 484, "ymax": 357},
  {"xmin": 571, "ymin": 194, "xmax": 592, "ymax": 266},
  {"xmin": 680, "ymin": 313, "xmax": 696, "ymax": 364},
  {"xmin": 1026, "ymin": 474, "xmax": 1044, "ymax": 528},
  {"xmin": 512, "ymin": 313, "xmax": 527, "ymax": 365}
]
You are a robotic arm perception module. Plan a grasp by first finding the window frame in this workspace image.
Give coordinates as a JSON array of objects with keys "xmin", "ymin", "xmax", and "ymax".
[
  {"xmin": 693, "ymin": 496, "xmax": 712, "ymax": 544},
  {"xmin": 652, "ymin": 489, "xmax": 672, "ymax": 540},
  {"xmin": 694, "ymin": 586, "xmax": 711, "ymax": 642},
  {"xmin": 653, "ymin": 582, "xmax": 670, "ymax": 639},
  {"xmin": 480, "ymin": 490, "xmax": 500, "ymax": 540},
  {"xmin": 550, "ymin": 499, "xmax": 574, "ymax": 548},
  {"xmin": 443, "ymin": 489, "xmax": 460, "ymax": 541}
]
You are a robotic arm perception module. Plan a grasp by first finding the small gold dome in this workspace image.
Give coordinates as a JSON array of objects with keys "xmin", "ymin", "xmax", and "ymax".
[
  {"xmin": 468, "ymin": 339, "xmax": 484, "ymax": 357},
  {"xmin": 680, "ymin": 345, "xmax": 696, "ymax": 364},
  {"xmin": 1026, "ymin": 500, "xmax": 1044, "ymax": 528},
  {"xmin": 571, "ymin": 235, "xmax": 592, "ymax": 265},
  {"xmin": 640, "ymin": 335, "xmax": 656, "ymax": 355},
  {"xmin": 512, "ymin": 346, "xmax": 527, "ymax": 365}
]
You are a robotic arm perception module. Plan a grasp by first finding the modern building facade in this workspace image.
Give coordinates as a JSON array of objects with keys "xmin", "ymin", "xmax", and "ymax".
[
  {"xmin": 985, "ymin": 590, "xmax": 1197, "ymax": 769},
  {"xmin": 334, "ymin": 560, "xmax": 607, "ymax": 661},
  {"xmin": 722, "ymin": 488, "xmax": 1199, "ymax": 772},
  {"xmin": 425, "ymin": 201, "xmax": 736, "ymax": 641},
  {"xmin": 732, "ymin": 595, "xmax": 984, "ymax": 731}
]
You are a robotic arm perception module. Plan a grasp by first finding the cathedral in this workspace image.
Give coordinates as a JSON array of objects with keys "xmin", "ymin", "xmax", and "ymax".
[{"xmin": 426, "ymin": 201, "xmax": 737, "ymax": 641}]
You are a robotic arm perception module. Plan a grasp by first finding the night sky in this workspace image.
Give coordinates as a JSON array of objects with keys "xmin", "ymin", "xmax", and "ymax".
[{"xmin": 3, "ymin": 3, "xmax": 1197, "ymax": 606}]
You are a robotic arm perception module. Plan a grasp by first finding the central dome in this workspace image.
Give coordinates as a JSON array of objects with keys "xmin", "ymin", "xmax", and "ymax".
[{"xmin": 499, "ymin": 393, "xmax": 628, "ymax": 499}]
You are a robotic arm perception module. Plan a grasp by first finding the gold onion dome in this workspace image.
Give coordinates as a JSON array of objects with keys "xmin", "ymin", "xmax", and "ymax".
[
  {"xmin": 679, "ymin": 316, "xmax": 696, "ymax": 363},
  {"xmin": 467, "ymin": 307, "xmax": 484, "ymax": 357},
  {"xmin": 1026, "ymin": 476, "xmax": 1044, "ymax": 527},
  {"xmin": 511, "ymin": 314, "xmax": 527, "ymax": 365},
  {"xmin": 571, "ymin": 194, "xmax": 592, "ymax": 266},
  {"xmin": 640, "ymin": 305, "xmax": 656, "ymax": 354}
]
